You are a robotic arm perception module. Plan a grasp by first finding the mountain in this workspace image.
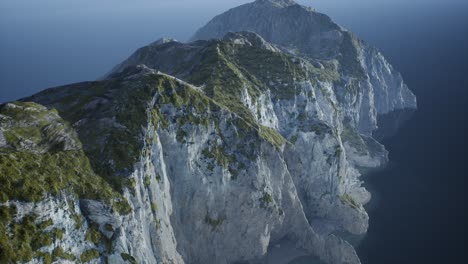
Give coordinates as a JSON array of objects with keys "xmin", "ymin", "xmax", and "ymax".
[
  {"xmin": 0, "ymin": 1, "xmax": 416, "ymax": 264},
  {"xmin": 191, "ymin": 0, "xmax": 417, "ymax": 134}
]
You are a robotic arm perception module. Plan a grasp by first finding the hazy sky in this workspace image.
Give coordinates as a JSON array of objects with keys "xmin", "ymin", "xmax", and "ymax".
[{"xmin": 0, "ymin": 0, "xmax": 467, "ymax": 102}]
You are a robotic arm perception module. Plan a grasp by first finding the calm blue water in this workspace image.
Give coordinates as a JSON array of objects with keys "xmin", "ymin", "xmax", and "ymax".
[
  {"xmin": 1, "ymin": 1, "xmax": 468, "ymax": 263},
  {"xmin": 353, "ymin": 7, "xmax": 468, "ymax": 264}
]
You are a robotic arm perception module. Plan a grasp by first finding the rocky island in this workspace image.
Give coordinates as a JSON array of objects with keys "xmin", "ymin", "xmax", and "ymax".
[{"xmin": 0, "ymin": 1, "xmax": 416, "ymax": 263}]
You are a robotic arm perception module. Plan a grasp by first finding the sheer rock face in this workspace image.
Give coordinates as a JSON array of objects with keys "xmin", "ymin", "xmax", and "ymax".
[{"xmin": 0, "ymin": 1, "xmax": 415, "ymax": 264}]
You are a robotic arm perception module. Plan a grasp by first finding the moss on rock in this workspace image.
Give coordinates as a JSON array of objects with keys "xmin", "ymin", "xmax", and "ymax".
[
  {"xmin": 0, "ymin": 150, "xmax": 120, "ymax": 203},
  {"xmin": 52, "ymin": 246, "xmax": 75, "ymax": 261},
  {"xmin": 80, "ymin": 249, "xmax": 100, "ymax": 263},
  {"xmin": 0, "ymin": 213, "xmax": 66, "ymax": 263},
  {"xmin": 121, "ymin": 253, "xmax": 137, "ymax": 264}
]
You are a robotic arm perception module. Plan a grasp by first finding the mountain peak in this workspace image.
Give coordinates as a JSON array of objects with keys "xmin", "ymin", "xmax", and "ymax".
[
  {"xmin": 191, "ymin": 0, "xmax": 338, "ymax": 58},
  {"xmin": 255, "ymin": 0, "xmax": 298, "ymax": 7}
]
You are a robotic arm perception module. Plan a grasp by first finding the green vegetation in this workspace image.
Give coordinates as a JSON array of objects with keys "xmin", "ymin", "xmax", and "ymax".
[
  {"xmin": 50, "ymin": 228, "xmax": 64, "ymax": 240},
  {"xmin": 0, "ymin": 204, "xmax": 16, "ymax": 224},
  {"xmin": 121, "ymin": 253, "xmax": 137, "ymax": 264},
  {"xmin": 155, "ymin": 218, "xmax": 161, "ymax": 231},
  {"xmin": 27, "ymin": 80, "xmax": 156, "ymax": 194},
  {"xmin": 297, "ymin": 112, "xmax": 307, "ymax": 121},
  {"xmin": 71, "ymin": 213, "xmax": 84, "ymax": 229},
  {"xmin": 176, "ymin": 129, "xmax": 188, "ymax": 143},
  {"xmin": 259, "ymin": 192, "xmax": 274, "ymax": 208},
  {"xmin": 37, "ymin": 219, "xmax": 53, "ymax": 229},
  {"xmin": 258, "ymin": 126, "xmax": 286, "ymax": 147},
  {"xmin": 113, "ymin": 199, "xmax": 132, "ymax": 215},
  {"xmin": 205, "ymin": 214, "xmax": 224, "ymax": 231},
  {"xmin": 52, "ymin": 247, "xmax": 75, "ymax": 261},
  {"xmin": 0, "ymin": 150, "xmax": 121, "ymax": 203},
  {"xmin": 102, "ymin": 236, "xmax": 114, "ymax": 253},
  {"xmin": 176, "ymin": 111, "xmax": 210, "ymax": 128},
  {"xmin": 0, "ymin": 212, "xmax": 67, "ymax": 263},
  {"xmin": 224, "ymin": 42, "xmax": 306, "ymax": 99},
  {"xmin": 308, "ymin": 60, "xmax": 341, "ymax": 83},
  {"xmin": 85, "ymin": 224, "xmax": 102, "ymax": 244},
  {"xmin": 151, "ymin": 108, "xmax": 169, "ymax": 129},
  {"xmin": 84, "ymin": 222, "xmax": 114, "ymax": 254},
  {"xmin": 80, "ymin": 249, "xmax": 100, "ymax": 263},
  {"xmin": 155, "ymin": 173, "xmax": 162, "ymax": 182},
  {"xmin": 183, "ymin": 43, "xmax": 288, "ymax": 149},
  {"xmin": 151, "ymin": 202, "xmax": 158, "ymax": 212},
  {"xmin": 202, "ymin": 145, "xmax": 233, "ymax": 169},
  {"xmin": 143, "ymin": 174, "xmax": 151, "ymax": 187},
  {"xmin": 104, "ymin": 223, "xmax": 114, "ymax": 232},
  {"xmin": 207, "ymin": 163, "xmax": 214, "ymax": 171},
  {"xmin": 340, "ymin": 193, "xmax": 361, "ymax": 210},
  {"xmin": 36, "ymin": 252, "xmax": 53, "ymax": 264},
  {"xmin": 0, "ymin": 101, "xmax": 129, "ymax": 206},
  {"xmin": 0, "ymin": 101, "xmax": 76, "ymax": 152},
  {"xmin": 150, "ymin": 75, "xmax": 215, "ymax": 133},
  {"xmin": 289, "ymin": 135, "xmax": 299, "ymax": 144},
  {"xmin": 126, "ymin": 178, "xmax": 137, "ymax": 196}
]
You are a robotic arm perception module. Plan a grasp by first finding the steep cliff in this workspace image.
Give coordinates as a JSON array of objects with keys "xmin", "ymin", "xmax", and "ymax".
[
  {"xmin": 191, "ymin": 0, "xmax": 417, "ymax": 134},
  {"xmin": 0, "ymin": 1, "xmax": 416, "ymax": 264}
]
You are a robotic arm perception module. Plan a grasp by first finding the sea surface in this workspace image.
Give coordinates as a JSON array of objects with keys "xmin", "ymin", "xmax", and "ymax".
[{"xmin": 353, "ymin": 8, "xmax": 468, "ymax": 264}]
